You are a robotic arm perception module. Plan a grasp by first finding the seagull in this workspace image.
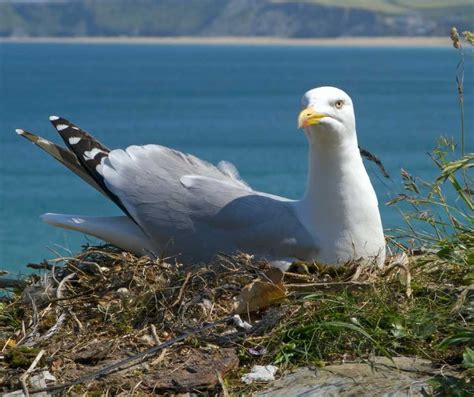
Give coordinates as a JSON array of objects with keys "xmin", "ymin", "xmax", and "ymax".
[{"xmin": 16, "ymin": 86, "xmax": 385, "ymax": 270}]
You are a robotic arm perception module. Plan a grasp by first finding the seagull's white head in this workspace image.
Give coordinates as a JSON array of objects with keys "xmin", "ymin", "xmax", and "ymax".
[{"xmin": 298, "ymin": 86, "xmax": 356, "ymax": 146}]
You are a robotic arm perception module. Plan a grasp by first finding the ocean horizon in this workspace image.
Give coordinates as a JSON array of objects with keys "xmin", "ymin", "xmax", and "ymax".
[{"xmin": 1, "ymin": 43, "xmax": 473, "ymax": 273}]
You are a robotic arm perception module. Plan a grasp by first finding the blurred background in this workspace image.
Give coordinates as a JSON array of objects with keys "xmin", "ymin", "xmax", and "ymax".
[
  {"xmin": 0, "ymin": 0, "xmax": 472, "ymax": 38},
  {"xmin": 0, "ymin": 0, "xmax": 473, "ymax": 272}
]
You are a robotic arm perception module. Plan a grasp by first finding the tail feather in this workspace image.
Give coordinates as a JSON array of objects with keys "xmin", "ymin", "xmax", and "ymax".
[
  {"xmin": 48, "ymin": 116, "xmax": 132, "ymax": 219},
  {"xmin": 15, "ymin": 128, "xmax": 107, "ymax": 196},
  {"xmin": 48, "ymin": 115, "xmax": 110, "ymax": 172},
  {"xmin": 41, "ymin": 213, "xmax": 155, "ymax": 257},
  {"xmin": 16, "ymin": 118, "xmax": 150, "ymax": 252}
]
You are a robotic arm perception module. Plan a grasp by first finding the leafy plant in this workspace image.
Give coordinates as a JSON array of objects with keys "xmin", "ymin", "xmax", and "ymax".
[
  {"xmin": 463, "ymin": 347, "xmax": 474, "ymax": 369},
  {"xmin": 438, "ymin": 328, "xmax": 474, "ymax": 350}
]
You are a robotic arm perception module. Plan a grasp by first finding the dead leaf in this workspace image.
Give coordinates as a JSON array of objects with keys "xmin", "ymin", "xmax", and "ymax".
[
  {"xmin": 262, "ymin": 267, "xmax": 285, "ymax": 284},
  {"xmin": 1, "ymin": 338, "xmax": 16, "ymax": 349},
  {"xmin": 234, "ymin": 277, "xmax": 287, "ymax": 314}
]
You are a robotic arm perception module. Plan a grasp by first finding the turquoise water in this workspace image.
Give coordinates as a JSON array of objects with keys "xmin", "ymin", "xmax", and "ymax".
[{"xmin": 1, "ymin": 43, "xmax": 473, "ymax": 273}]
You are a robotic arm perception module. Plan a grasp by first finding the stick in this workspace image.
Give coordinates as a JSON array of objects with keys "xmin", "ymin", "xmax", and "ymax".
[
  {"xmin": 216, "ymin": 370, "xmax": 229, "ymax": 397},
  {"xmin": 383, "ymin": 253, "xmax": 412, "ymax": 298},
  {"xmin": 171, "ymin": 272, "xmax": 192, "ymax": 307},
  {"xmin": 0, "ymin": 278, "xmax": 26, "ymax": 289},
  {"xmin": 451, "ymin": 284, "xmax": 474, "ymax": 314},
  {"xmin": 150, "ymin": 324, "xmax": 160, "ymax": 344},
  {"xmin": 23, "ymin": 273, "xmax": 76, "ymax": 345},
  {"xmin": 40, "ymin": 313, "xmax": 67, "ymax": 341},
  {"xmin": 20, "ymin": 349, "xmax": 45, "ymax": 397},
  {"xmin": 27, "ymin": 262, "xmax": 54, "ymax": 271},
  {"xmin": 24, "ymin": 349, "xmax": 45, "ymax": 374},
  {"xmin": 29, "ymin": 316, "xmax": 232, "ymax": 395},
  {"xmin": 286, "ymin": 281, "xmax": 371, "ymax": 288},
  {"xmin": 149, "ymin": 325, "xmax": 168, "ymax": 367},
  {"xmin": 56, "ymin": 272, "xmax": 76, "ymax": 299},
  {"xmin": 17, "ymin": 292, "xmax": 40, "ymax": 346}
]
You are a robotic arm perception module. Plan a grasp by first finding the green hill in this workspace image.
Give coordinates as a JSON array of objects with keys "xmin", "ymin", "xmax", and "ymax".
[
  {"xmin": 1, "ymin": 0, "xmax": 472, "ymax": 38},
  {"xmin": 274, "ymin": 0, "xmax": 474, "ymax": 14}
]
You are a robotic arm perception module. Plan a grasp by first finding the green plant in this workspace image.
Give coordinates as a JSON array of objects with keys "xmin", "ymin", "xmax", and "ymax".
[
  {"xmin": 387, "ymin": 30, "xmax": 473, "ymax": 254},
  {"xmin": 384, "ymin": 29, "xmax": 474, "ymax": 394}
]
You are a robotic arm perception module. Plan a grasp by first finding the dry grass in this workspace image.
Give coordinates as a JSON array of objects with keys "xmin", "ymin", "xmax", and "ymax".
[{"xmin": 0, "ymin": 243, "xmax": 472, "ymax": 395}]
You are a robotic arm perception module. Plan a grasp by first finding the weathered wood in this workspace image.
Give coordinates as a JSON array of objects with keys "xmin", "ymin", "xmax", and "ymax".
[
  {"xmin": 26, "ymin": 262, "xmax": 53, "ymax": 271},
  {"xmin": 0, "ymin": 278, "xmax": 26, "ymax": 289}
]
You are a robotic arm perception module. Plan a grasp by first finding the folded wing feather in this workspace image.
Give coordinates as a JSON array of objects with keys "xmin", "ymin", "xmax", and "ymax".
[{"xmin": 101, "ymin": 144, "xmax": 317, "ymax": 262}]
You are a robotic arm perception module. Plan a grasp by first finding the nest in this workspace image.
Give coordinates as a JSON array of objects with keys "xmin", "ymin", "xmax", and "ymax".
[
  {"xmin": 0, "ymin": 245, "xmax": 471, "ymax": 395},
  {"xmin": 0, "ymin": 246, "xmax": 272, "ymax": 394}
]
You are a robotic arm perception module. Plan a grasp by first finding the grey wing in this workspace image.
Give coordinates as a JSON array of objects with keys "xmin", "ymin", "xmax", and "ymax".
[
  {"xmin": 101, "ymin": 144, "xmax": 316, "ymax": 261},
  {"xmin": 100, "ymin": 145, "xmax": 250, "ymax": 244},
  {"xmin": 187, "ymin": 179, "xmax": 319, "ymax": 261}
]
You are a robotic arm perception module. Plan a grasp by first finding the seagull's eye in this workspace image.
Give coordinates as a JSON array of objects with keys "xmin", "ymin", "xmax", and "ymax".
[{"xmin": 335, "ymin": 100, "xmax": 344, "ymax": 109}]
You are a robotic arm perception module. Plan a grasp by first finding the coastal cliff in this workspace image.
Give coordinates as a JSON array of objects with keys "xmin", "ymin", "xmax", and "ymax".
[{"xmin": 1, "ymin": 0, "xmax": 472, "ymax": 38}]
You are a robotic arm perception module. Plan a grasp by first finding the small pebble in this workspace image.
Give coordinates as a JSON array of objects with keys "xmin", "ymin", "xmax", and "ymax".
[
  {"xmin": 232, "ymin": 314, "xmax": 252, "ymax": 330},
  {"xmin": 141, "ymin": 334, "xmax": 155, "ymax": 346},
  {"xmin": 201, "ymin": 299, "xmax": 212, "ymax": 310},
  {"xmin": 117, "ymin": 287, "xmax": 129, "ymax": 296},
  {"xmin": 241, "ymin": 365, "xmax": 278, "ymax": 384}
]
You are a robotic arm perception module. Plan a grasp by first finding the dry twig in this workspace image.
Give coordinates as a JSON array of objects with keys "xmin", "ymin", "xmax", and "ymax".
[
  {"xmin": 29, "ymin": 316, "xmax": 232, "ymax": 395},
  {"xmin": 19, "ymin": 349, "xmax": 45, "ymax": 397}
]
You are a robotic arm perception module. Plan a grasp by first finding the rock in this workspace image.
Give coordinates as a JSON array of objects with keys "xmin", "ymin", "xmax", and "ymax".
[
  {"xmin": 232, "ymin": 314, "xmax": 252, "ymax": 331},
  {"xmin": 241, "ymin": 365, "xmax": 278, "ymax": 384},
  {"xmin": 29, "ymin": 371, "xmax": 57, "ymax": 395},
  {"xmin": 142, "ymin": 347, "xmax": 238, "ymax": 392},
  {"xmin": 3, "ymin": 370, "xmax": 56, "ymax": 397},
  {"xmin": 255, "ymin": 357, "xmax": 435, "ymax": 397},
  {"xmin": 116, "ymin": 287, "xmax": 129, "ymax": 296},
  {"xmin": 74, "ymin": 340, "xmax": 116, "ymax": 365}
]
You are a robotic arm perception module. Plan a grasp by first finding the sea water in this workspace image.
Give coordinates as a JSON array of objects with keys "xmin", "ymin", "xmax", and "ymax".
[{"xmin": 1, "ymin": 43, "xmax": 473, "ymax": 272}]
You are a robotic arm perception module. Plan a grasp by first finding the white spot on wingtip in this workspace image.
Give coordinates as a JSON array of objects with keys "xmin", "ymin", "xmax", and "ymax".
[
  {"xmin": 15, "ymin": 128, "xmax": 25, "ymax": 135},
  {"xmin": 49, "ymin": 115, "xmax": 59, "ymax": 121},
  {"xmin": 56, "ymin": 124, "xmax": 68, "ymax": 131},
  {"xmin": 84, "ymin": 148, "xmax": 106, "ymax": 160},
  {"xmin": 69, "ymin": 137, "xmax": 81, "ymax": 145},
  {"xmin": 37, "ymin": 138, "xmax": 51, "ymax": 146}
]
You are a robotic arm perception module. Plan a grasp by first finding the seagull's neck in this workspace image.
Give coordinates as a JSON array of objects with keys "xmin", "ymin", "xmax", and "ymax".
[
  {"xmin": 303, "ymin": 138, "xmax": 366, "ymax": 202},
  {"xmin": 297, "ymin": 135, "xmax": 382, "ymax": 246}
]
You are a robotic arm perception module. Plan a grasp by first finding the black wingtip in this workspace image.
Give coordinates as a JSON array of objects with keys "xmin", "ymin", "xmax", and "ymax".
[{"xmin": 49, "ymin": 115, "xmax": 75, "ymax": 132}]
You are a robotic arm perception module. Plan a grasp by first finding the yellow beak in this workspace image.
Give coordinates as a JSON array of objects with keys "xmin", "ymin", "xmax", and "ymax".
[{"xmin": 297, "ymin": 107, "xmax": 327, "ymax": 129}]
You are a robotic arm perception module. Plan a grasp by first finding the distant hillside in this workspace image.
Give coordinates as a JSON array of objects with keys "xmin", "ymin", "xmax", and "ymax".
[{"xmin": 0, "ymin": 0, "xmax": 472, "ymax": 38}]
